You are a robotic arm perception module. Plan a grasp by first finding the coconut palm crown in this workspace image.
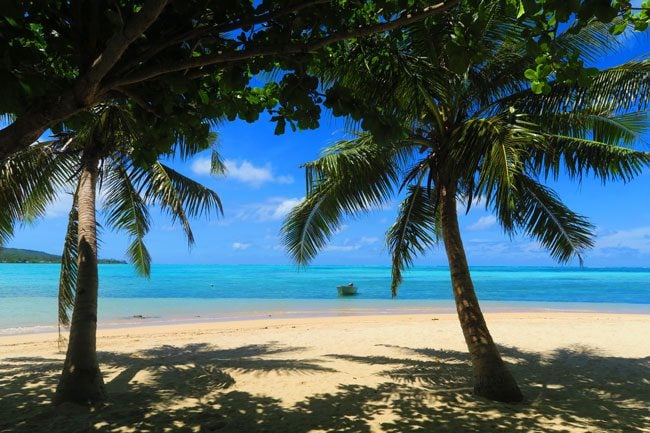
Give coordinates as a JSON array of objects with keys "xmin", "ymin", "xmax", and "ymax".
[
  {"xmin": 0, "ymin": 103, "xmax": 225, "ymax": 404},
  {"xmin": 283, "ymin": 5, "xmax": 650, "ymax": 402}
]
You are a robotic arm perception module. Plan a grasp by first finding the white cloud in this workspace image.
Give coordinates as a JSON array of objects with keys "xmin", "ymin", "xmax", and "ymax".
[
  {"xmin": 595, "ymin": 226, "xmax": 650, "ymax": 253},
  {"xmin": 468, "ymin": 215, "xmax": 497, "ymax": 231},
  {"xmin": 190, "ymin": 158, "xmax": 212, "ymax": 176},
  {"xmin": 326, "ymin": 245, "xmax": 360, "ymax": 252},
  {"xmin": 232, "ymin": 242, "xmax": 251, "ymax": 251},
  {"xmin": 458, "ymin": 195, "xmax": 488, "ymax": 213},
  {"xmin": 274, "ymin": 175, "xmax": 295, "ymax": 185},
  {"xmin": 224, "ymin": 160, "xmax": 274, "ymax": 187},
  {"xmin": 325, "ymin": 236, "xmax": 380, "ymax": 252},
  {"xmin": 266, "ymin": 197, "xmax": 302, "ymax": 220},
  {"xmin": 239, "ymin": 197, "xmax": 304, "ymax": 222},
  {"xmin": 520, "ymin": 242, "xmax": 544, "ymax": 253},
  {"xmin": 191, "ymin": 157, "xmax": 294, "ymax": 188},
  {"xmin": 44, "ymin": 187, "xmax": 108, "ymax": 218},
  {"xmin": 333, "ymin": 224, "xmax": 349, "ymax": 235},
  {"xmin": 45, "ymin": 193, "xmax": 74, "ymax": 218},
  {"xmin": 359, "ymin": 236, "xmax": 379, "ymax": 245},
  {"xmin": 465, "ymin": 239, "xmax": 510, "ymax": 254}
]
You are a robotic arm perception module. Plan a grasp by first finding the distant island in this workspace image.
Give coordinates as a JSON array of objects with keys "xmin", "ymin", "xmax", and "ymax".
[{"xmin": 0, "ymin": 248, "xmax": 126, "ymax": 264}]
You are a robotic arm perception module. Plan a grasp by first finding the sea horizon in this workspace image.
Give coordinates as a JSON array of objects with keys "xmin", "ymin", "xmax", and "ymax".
[{"xmin": 1, "ymin": 263, "xmax": 649, "ymax": 335}]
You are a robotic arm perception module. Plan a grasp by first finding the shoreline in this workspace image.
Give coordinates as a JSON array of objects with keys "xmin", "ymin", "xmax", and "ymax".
[
  {"xmin": 3, "ymin": 310, "xmax": 650, "ymax": 348},
  {"xmin": 2, "ymin": 303, "xmax": 650, "ymax": 338}
]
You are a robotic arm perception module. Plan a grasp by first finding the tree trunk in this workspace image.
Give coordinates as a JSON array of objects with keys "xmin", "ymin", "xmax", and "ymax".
[
  {"xmin": 54, "ymin": 152, "xmax": 106, "ymax": 405},
  {"xmin": 0, "ymin": 93, "xmax": 86, "ymax": 162},
  {"xmin": 439, "ymin": 184, "xmax": 523, "ymax": 403}
]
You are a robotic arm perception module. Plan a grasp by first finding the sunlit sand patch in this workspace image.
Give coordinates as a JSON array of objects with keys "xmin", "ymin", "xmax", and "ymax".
[{"xmin": 0, "ymin": 313, "xmax": 648, "ymax": 433}]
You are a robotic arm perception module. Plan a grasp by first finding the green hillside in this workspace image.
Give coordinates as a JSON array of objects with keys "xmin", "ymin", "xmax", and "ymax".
[{"xmin": 0, "ymin": 248, "xmax": 126, "ymax": 264}]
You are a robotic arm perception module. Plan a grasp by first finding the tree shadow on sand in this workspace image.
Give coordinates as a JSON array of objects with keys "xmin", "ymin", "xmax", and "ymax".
[
  {"xmin": 1, "ymin": 342, "xmax": 648, "ymax": 433},
  {"xmin": 328, "ymin": 344, "xmax": 650, "ymax": 433},
  {"xmin": 0, "ymin": 342, "xmax": 334, "ymax": 433}
]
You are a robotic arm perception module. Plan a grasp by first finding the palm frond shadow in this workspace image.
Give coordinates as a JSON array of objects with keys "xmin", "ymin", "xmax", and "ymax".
[
  {"xmin": 1, "ymin": 343, "xmax": 649, "ymax": 433},
  {"xmin": 328, "ymin": 343, "xmax": 650, "ymax": 433},
  {"xmin": 0, "ymin": 342, "xmax": 335, "ymax": 433}
]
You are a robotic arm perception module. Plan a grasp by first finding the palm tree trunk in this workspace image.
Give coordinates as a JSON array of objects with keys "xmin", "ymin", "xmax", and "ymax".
[
  {"xmin": 439, "ymin": 183, "xmax": 523, "ymax": 403},
  {"xmin": 54, "ymin": 152, "xmax": 106, "ymax": 405}
]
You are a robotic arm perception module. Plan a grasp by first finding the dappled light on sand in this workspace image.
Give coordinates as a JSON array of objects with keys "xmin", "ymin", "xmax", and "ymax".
[{"xmin": 1, "ymin": 336, "xmax": 649, "ymax": 433}]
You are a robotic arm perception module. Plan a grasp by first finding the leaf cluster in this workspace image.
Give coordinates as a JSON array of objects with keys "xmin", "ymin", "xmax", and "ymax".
[
  {"xmin": 0, "ymin": 103, "xmax": 224, "ymax": 325},
  {"xmin": 282, "ymin": 4, "xmax": 650, "ymax": 296}
]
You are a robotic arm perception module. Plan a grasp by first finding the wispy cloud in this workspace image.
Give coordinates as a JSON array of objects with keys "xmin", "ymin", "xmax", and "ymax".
[
  {"xmin": 45, "ymin": 193, "xmax": 74, "ymax": 218},
  {"xmin": 190, "ymin": 158, "xmax": 213, "ymax": 176},
  {"xmin": 239, "ymin": 197, "xmax": 304, "ymax": 222},
  {"xmin": 595, "ymin": 226, "xmax": 650, "ymax": 254},
  {"xmin": 333, "ymin": 224, "xmax": 349, "ymax": 235},
  {"xmin": 457, "ymin": 195, "xmax": 488, "ymax": 213},
  {"xmin": 232, "ymin": 242, "xmax": 252, "ymax": 251},
  {"xmin": 326, "ymin": 245, "xmax": 360, "ymax": 252},
  {"xmin": 191, "ymin": 157, "xmax": 294, "ymax": 188},
  {"xmin": 468, "ymin": 215, "xmax": 497, "ymax": 231},
  {"xmin": 45, "ymin": 187, "xmax": 108, "ymax": 218},
  {"xmin": 360, "ymin": 236, "xmax": 379, "ymax": 245},
  {"xmin": 325, "ymin": 236, "xmax": 379, "ymax": 252}
]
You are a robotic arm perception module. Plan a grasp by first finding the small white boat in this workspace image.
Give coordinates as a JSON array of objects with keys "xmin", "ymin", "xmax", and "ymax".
[{"xmin": 337, "ymin": 283, "xmax": 358, "ymax": 296}]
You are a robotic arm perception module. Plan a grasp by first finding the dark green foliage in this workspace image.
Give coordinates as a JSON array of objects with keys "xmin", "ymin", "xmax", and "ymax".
[
  {"xmin": 387, "ymin": 185, "xmax": 441, "ymax": 296},
  {"xmin": 0, "ymin": 0, "xmax": 460, "ymax": 160},
  {"xmin": 58, "ymin": 192, "xmax": 79, "ymax": 327},
  {"xmin": 0, "ymin": 247, "xmax": 124, "ymax": 264},
  {"xmin": 282, "ymin": 135, "xmax": 411, "ymax": 264},
  {"xmin": 0, "ymin": 103, "xmax": 224, "ymax": 326},
  {"xmin": 1, "ymin": 0, "xmax": 647, "ymax": 160},
  {"xmin": 283, "ymin": 3, "xmax": 650, "ymax": 295}
]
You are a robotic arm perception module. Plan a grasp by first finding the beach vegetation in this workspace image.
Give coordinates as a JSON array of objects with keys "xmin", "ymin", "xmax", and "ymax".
[
  {"xmin": 0, "ymin": 103, "xmax": 224, "ymax": 404},
  {"xmin": 282, "ymin": 2, "xmax": 650, "ymax": 403},
  {"xmin": 0, "ymin": 247, "xmax": 125, "ymax": 264},
  {"xmin": 0, "ymin": 1, "xmax": 647, "ymax": 162},
  {"xmin": 0, "ymin": 0, "xmax": 460, "ymax": 162}
]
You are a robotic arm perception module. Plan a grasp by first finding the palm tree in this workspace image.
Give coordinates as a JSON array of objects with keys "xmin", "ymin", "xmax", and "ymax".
[
  {"xmin": 0, "ymin": 104, "xmax": 225, "ymax": 404},
  {"xmin": 282, "ymin": 7, "xmax": 650, "ymax": 402}
]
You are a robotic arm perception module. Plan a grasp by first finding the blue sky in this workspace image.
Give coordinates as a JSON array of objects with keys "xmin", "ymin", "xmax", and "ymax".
[{"xmin": 6, "ymin": 32, "xmax": 650, "ymax": 267}]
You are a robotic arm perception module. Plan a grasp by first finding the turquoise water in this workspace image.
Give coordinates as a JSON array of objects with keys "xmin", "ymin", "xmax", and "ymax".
[{"xmin": 1, "ymin": 264, "xmax": 649, "ymax": 334}]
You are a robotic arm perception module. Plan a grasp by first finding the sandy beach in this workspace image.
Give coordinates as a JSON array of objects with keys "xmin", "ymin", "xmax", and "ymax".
[{"xmin": 1, "ymin": 312, "xmax": 649, "ymax": 433}]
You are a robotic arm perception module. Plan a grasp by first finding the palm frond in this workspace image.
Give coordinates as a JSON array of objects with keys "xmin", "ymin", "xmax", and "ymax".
[
  {"xmin": 513, "ymin": 175, "xmax": 594, "ymax": 264},
  {"xmin": 103, "ymin": 161, "xmax": 152, "ymax": 276},
  {"xmin": 529, "ymin": 134, "xmax": 650, "ymax": 183},
  {"xmin": 171, "ymin": 130, "xmax": 219, "ymax": 160},
  {"xmin": 210, "ymin": 148, "xmax": 227, "ymax": 176},
  {"xmin": 580, "ymin": 58, "xmax": 650, "ymax": 112},
  {"xmin": 386, "ymin": 185, "xmax": 440, "ymax": 297},
  {"xmin": 283, "ymin": 134, "xmax": 406, "ymax": 264},
  {"xmin": 0, "ymin": 146, "xmax": 76, "ymax": 245},
  {"xmin": 58, "ymin": 189, "xmax": 79, "ymax": 329},
  {"xmin": 499, "ymin": 59, "xmax": 650, "ymax": 116},
  {"xmin": 135, "ymin": 162, "xmax": 223, "ymax": 246},
  {"xmin": 525, "ymin": 109, "xmax": 649, "ymax": 145},
  {"xmin": 282, "ymin": 190, "xmax": 338, "ymax": 265},
  {"xmin": 552, "ymin": 19, "xmax": 625, "ymax": 64},
  {"xmin": 454, "ymin": 114, "xmax": 540, "ymax": 231}
]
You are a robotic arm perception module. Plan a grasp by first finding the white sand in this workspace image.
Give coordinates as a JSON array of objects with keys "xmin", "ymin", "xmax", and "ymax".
[{"xmin": 1, "ymin": 312, "xmax": 649, "ymax": 433}]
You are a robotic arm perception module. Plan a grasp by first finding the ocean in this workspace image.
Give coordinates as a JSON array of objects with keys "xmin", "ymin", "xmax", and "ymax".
[{"xmin": 1, "ymin": 264, "xmax": 649, "ymax": 334}]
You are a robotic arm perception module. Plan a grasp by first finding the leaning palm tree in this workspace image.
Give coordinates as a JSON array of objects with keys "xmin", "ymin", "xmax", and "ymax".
[
  {"xmin": 0, "ymin": 103, "xmax": 224, "ymax": 404},
  {"xmin": 282, "ymin": 7, "xmax": 650, "ymax": 402}
]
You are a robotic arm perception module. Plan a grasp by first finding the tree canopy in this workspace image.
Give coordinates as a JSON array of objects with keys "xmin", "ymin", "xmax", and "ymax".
[
  {"xmin": 0, "ymin": 0, "xmax": 647, "ymax": 162},
  {"xmin": 282, "ymin": 4, "xmax": 650, "ymax": 289},
  {"xmin": 0, "ymin": 0, "xmax": 460, "ymax": 161}
]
